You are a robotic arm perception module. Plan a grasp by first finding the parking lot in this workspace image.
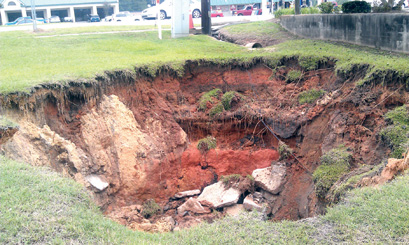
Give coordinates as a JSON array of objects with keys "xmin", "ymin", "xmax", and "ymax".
[{"xmin": 0, "ymin": 14, "xmax": 273, "ymax": 32}]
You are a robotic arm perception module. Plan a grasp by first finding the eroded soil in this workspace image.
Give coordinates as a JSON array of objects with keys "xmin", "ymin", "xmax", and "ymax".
[{"xmin": 0, "ymin": 56, "xmax": 403, "ymax": 231}]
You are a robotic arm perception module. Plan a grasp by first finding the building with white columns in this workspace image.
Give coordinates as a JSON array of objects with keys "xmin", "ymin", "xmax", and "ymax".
[{"xmin": 0, "ymin": 0, "xmax": 119, "ymax": 25}]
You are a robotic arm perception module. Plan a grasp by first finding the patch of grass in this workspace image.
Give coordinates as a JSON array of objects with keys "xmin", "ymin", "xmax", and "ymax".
[
  {"xmin": 141, "ymin": 199, "xmax": 161, "ymax": 219},
  {"xmin": 34, "ymin": 25, "xmax": 171, "ymax": 36},
  {"xmin": 198, "ymin": 88, "xmax": 222, "ymax": 111},
  {"xmin": 298, "ymin": 89, "xmax": 325, "ymax": 104},
  {"xmin": 221, "ymin": 91, "xmax": 240, "ymax": 110},
  {"xmin": 286, "ymin": 70, "xmax": 303, "ymax": 83},
  {"xmin": 2, "ymin": 156, "xmax": 409, "ymax": 243},
  {"xmin": 0, "ymin": 116, "xmax": 18, "ymax": 128},
  {"xmin": 197, "ymin": 136, "xmax": 217, "ymax": 153},
  {"xmin": 299, "ymin": 56, "xmax": 321, "ymax": 71},
  {"xmin": 221, "ymin": 21, "xmax": 285, "ymax": 38},
  {"xmin": 209, "ymin": 102, "xmax": 224, "ymax": 117},
  {"xmin": 220, "ymin": 174, "xmax": 242, "ymax": 186},
  {"xmin": 0, "ymin": 156, "xmax": 160, "ymax": 244},
  {"xmin": 324, "ymin": 174, "xmax": 409, "ymax": 242},
  {"xmin": 0, "ymin": 31, "xmax": 250, "ymax": 93},
  {"xmin": 313, "ymin": 145, "xmax": 352, "ymax": 199},
  {"xmin": 327, "ymin": 164, "xmax": 383, "ymax": 203},
  {"xmin": 379, "ymin": 105, "xmax": 409, "ymax": 158}
]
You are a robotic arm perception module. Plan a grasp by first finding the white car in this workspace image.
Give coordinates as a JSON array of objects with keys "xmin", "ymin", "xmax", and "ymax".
[
  {"xmin": 112, "ymin": 11, "xmax": 134, "ymax": 22},
  {"xmin": 142, "ymin": 0, "xmax": 201, "ymax": 20}
]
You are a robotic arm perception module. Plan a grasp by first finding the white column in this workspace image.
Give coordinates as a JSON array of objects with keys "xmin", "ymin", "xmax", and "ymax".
[
  {"xmin": 22, "ymin": 9, "xmax": 27, "ymax": 17},
  {"xmin": 46, "ymin": 8, "xmax": 51, "ymax": 18},
  {"xmin": 92, "ymin": 5, "xmax": 97, "ymax": 15},
  {"xmin": 69, "ymin": 7, "xmax": 76, "ymax": 22},
  {"xmin": 114, "ymin": 3, "xmax": 119, "ymax": 14},
  {"xmin": 262, "ymin": 0, "xmax": 268, "ymax": 16},
  {"xmin": 0, "ymin": 9, "xmax": 7, "ymax": 25}
]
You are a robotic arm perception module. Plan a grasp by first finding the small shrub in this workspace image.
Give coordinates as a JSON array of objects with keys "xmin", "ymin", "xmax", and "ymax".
[
  {"xmin": 278, "ymin": 141, "xmax": 293, "ymax": 160},
  {"xmin": 221, "ymin": 91, "xmax": 239, "ymax": 110},
  {"xmin": 198, "ymin": 88, "xmax": 222, "ymax": 111},
  {"xmin": 209, "ymin": 102, "xmax": 224, "ymax": 117},
  {"xmin": 298, "ymin": 89, "xmax": 325, "ymax": 104},
  {"xmin": 197, "ymin": 136, "xmax": 217, "ymax": 153},
  {"xmin": 342, "ymin": 1, "xmax": 371, "ymax": 13},
  {"xmin": 301, "ymin": 7, "xmax": 320, "ymax": 14},
  {"xmin": 313, "ymin": 145, "xmax": 352, "ymax": 199},
  {"xmin": 274, "ymin": 8, "xmax": 294, "ymax": 18},
  {"xmin": 141, "ymin": 199, "xmax": 161, "ymax": 219},
  {"xmin": 246, "ymin": 174, "xmax": 255, "ymax": 183},
  {"xmin": 379, "ymin": 105, "xmax": 409, "ymax": 159},
  {"xmin": 318, "ymin": 2, "xmax": 335, "ymax": 13},
  {"xmin": 286, "ymin": 70, "xmax": 303, "ymax": 83}
]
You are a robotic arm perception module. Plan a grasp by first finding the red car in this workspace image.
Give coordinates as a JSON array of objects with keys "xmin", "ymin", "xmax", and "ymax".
[
  {"xmin": 232, "ymin": 5, "xmax": 262, "ymax": 16},
  {"xmin": 211, "ymin": 10, "xmax": 224, "ymax": 17}
]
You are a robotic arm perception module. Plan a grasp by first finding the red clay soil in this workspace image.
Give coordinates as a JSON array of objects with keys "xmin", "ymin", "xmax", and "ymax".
[{"xmin": 0, "ymin": 58, "xmax": 404, "ymax": 229}]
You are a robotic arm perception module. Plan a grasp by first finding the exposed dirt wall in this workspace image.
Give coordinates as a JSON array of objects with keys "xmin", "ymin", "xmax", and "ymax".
[{"xmin": 0, "ymin": 58, "xmax": 402, "ymax": 229}]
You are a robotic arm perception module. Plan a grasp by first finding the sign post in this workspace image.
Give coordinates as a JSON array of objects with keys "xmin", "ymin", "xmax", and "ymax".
[
  {"xmin": 157, "ymin": 0, "xmax": 162, "ymax": 39},
  {"xmin": 30, "ymin": 0, "xmax": 38, "ymax": 32}
]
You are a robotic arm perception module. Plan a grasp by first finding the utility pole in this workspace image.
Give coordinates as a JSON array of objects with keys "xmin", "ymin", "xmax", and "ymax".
[
  {"xmin": 295, "ymin": 0, "xmax": 300, "ymax": 14},
  {"xmin": 30, "ymin": 0, "xmax": 38, "ymax": 32},
  {"xmin": 201, "ymin": 0, "xmax": 211, "ymax": 35}
]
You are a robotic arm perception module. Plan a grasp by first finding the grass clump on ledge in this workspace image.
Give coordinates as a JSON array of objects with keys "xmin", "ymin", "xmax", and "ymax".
[
  {"xmin": 313, "ymin": 145, "xmax": 352, "ymax": 199},
  {"xmin": 220, "ymin": 174, "xmax": 242, "ymax": 186},
  {"xmin": 298, "ymin": 89, "xmax": 325, "ymax": 104},
  {"xmin": 286, "ymin": 70, "xmax": 303, "ymax": 83},
  {"xmin": 379, "ymin": 105, "xmax": 409, "ymax": 158},
  {"xmin": 221, "ymin": 91, "xmax": 241, "ymax": 110},
  {"xmin": 209, "ymin": 102, "xmax": 224, "ymax": 117},
  {"xmin": 197, "ymin": 136, "xmax": 217, "ymax": 153},
  {"xmin": 141, "ymin": 199, "xmax": 161, "ymax": 219},
  {"xmin": 198, "ymin": 88, "xmax": 222, "ymax": 111}
]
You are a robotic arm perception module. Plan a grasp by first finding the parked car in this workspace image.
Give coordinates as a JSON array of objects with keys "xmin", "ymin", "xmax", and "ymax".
[
  {"xmin": 6, "ymin": 16, "xmax": 31, "ymax": 25},
  {"xmin": 64, "ymin": 16, "xmax": 73, "ymax": 22},
  {"xmin": 211, "ymin": 10, "xmax": 224, "ymax": 17},
  {"xmin": 104, "ymin": 15, "xmax": 113, "ymax": 22},
  {"xmin": 87, "ymin": 14, "xmax": 100, "ymax": 22},
  {"xmin": 48, "ymin": 16, "xmax": 61, "ymax": 23},
  {"xmin": 232, "ymin": 5, "xmax": 261, "ymax": 16},
  {"xmin": 142, "ymin": 0, "xmax": 201, "ymax": 20},
  {"xmin": 113, "ymin": 11, "xmax": 134, "ymax": 22},
  {"xmin": 6, "ymin": 16, "xmax": 45, "ymax": 25}
]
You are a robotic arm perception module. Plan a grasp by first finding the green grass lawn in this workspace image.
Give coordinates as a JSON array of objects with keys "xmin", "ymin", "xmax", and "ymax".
[
  {"xmin": 2, "ymin": 22, "xmax": 409, "ymax": 93},
  {"xmin": 1, "ymin": 156, "xmax": 408, "ymax": 244}
]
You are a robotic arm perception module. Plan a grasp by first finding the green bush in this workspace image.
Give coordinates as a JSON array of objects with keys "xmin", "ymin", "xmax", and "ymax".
[
  {"xmin": 197, "ymin": 136, "xmax": 217, "ymax": 153},
  {"xmin": 298, "ymin": 89, "xmax": 325, "ymax": 104},
  {"xmin": 379, "ymin": 105, "xmax": 409, "ymax": 159},
  {"xmin": 318, "ymin": 2, "xmax": 335, "ymax": 13},
  {"xmin": 274, "ymin": 8, "xmax": 294, "ymax": 18},
  {"xmin": 198, "ymin": 88, "xmax": 222, "ymax": 111},
  {"xmin": 301, "ymin": 7, "xmax": 320, "ymax": 14},
  {"xmin": 141, "ymin": 199, "xmax": 161, "ymax": 219},
  {"xmin": 342, "ymin": 1, "xmax": 371, "ymax": 13},
  {"xmin": 313, "ymin": 145, "xmax": 352, "ymax": 199},
  {"xmin": 286, "ymin": 70, "xmax": 303, "ymax": 83}
]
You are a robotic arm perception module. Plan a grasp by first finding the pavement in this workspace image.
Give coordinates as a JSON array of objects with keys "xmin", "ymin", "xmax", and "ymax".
[{"xmin": 0, "ymin": 14, "xmax": 274, "ymax": 33}]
